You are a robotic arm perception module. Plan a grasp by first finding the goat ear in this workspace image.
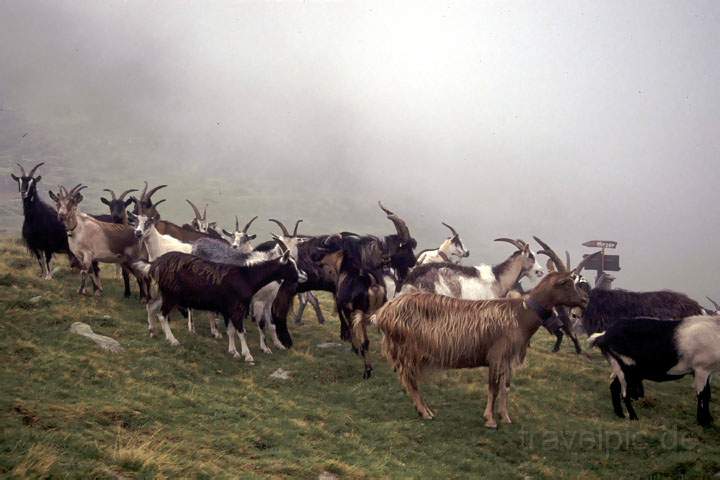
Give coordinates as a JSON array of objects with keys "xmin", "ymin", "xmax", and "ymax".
[
  {"xmin": 74, "ymin": 193, "xmax": 84, "ymax": 204},
  {"xmin": 48, "ymin": 190, "xmax": 58, "ymax": 202},
  {"xmin": 124, "ymin": 198, "xmax": 134, "ymax": 207},
  {"xmin": 10, "ymin": 173, "xmax": 19, "ymax": 182},
  {"xmin": 35, "ymin": 175, "xmax": 41, "ymax": 183},
  {"xmin": 222, "ymin": 229, "xmax": 232, "ymax": 237},
  {"xmin": 101, "ymin": 197, "xmax": 111, "ymax": 206},
  {"xmin": 208, "ymin": 222, "xmax": 217, "ymax": 229},
  {"xmin": 248, "ymin": 234, "xmax": 257, "ymax": 240}
]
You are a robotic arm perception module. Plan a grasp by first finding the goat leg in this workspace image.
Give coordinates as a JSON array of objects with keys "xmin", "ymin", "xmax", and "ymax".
[
  {"xmin": 121, "ymin": 266, "xmax": 131, "ymax": 298},
  {"xmin": 610, "ymin": 377, "xmax": 625, "ymax": 418},
  {"xmin": 695, "ymin": 370, "xmax": 713, "ymax": 426},
  {"xmin": 293, "ymin": 294, "xmax": 307, "ymax": 325},
  {"xmin": 552, "ymin": 330, "xmax": 563, "ymax": 353},
  {"xmin": 308, "ymin": 292, "xmax": 326, "ymax": 324},
  {"xmin": 398, "ymin": 364, "xmax": 433, "ymax": 419}
]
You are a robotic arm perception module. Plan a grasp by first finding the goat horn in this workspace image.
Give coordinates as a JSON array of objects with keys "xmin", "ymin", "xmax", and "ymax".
[
  {"xmin": 186, "ymin": 199, "xmax": 202, "ymax": 219},
  {"xmin": 153, "ymin": 199, "xmax": 166, "ymax": 208},
  {"xmin": 565, "ymin": 251, "xmax": 572, "ymax": 270},
  {"xmin": 59, "ymin": 185, "xmax": 67, "ymax": 196},
  {"xmin": 140, "ymin": 181, "xmax": 148, "ymax": 201},
  {"xmin": 118, "ymin": 188, "xmax": 137, "ymax": 200},
  {"xmin": 378, "ymin": 201, "xmax": 411, "ymax": 241},
  {"xmin": 494, "ymin": 238, "xmax": 524, "ymax": 250},
  {"xmin": 103, "ymin": 189, "xmax": 117, "ymax": 200},
  {"xmin": 203, "ymin": 204, "xmax": 207, "ymax": 221},
  {"xmin": 293, "ymin": 219, "xmax": 303, "ymax": 236},
  {"xmin": 268, "ymin": 218, "xmax": 290, "ymax": 236},
  {"xmin": 706, "ymin": 297, "xmax": 720, "ymax": 310},
  {"xmin": 16, "ymin": 163, "xmax": 27, "ymax": 177},
  {"xmin": 145, "ymin": 184, "xmax": 167, "ymax": 201},
  {"xmin": 28, "ymin": 162, "xmax": 44, "ymax": 177},
  {"xmin": 572, "ymin": 251, "xmax": 602, "ymax": 276},
  {"xmin": 441, "ymin": 222, "xmax": 458, "ymax": 237},
  {"xmin": 68, "ymin": 183, "xmax": 84, "ymax": 196},
  {"xmin": 532, "ymin": 236, "xmax": 568, "ymax": 273},
  {"xmin": 243, "ymin": 215, "xmax": 258, "ymax": 233},
  {"xmin": 235, "ymin": 216, "xmax": 240, "ymax": 231}
]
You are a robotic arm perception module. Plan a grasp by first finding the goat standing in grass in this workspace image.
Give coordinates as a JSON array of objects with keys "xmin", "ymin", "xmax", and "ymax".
[
  {"xmin": 10, "ymin": 162, "xmax": 76, "ymax": 279},
  {"xmin": 374, "ymin": 271, "xmax": 588, "ymax": 428},
  {"xmin": 590, "ymin": 315, "xmax": 720, "ymax": 426}
]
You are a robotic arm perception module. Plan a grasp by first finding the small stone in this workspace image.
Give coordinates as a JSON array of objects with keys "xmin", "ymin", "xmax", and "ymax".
[
  {"xmin": 102, "ymin": 315, "xmax": 111, "ymax": 320},
  {"xmin": 269, "ymin": 368, "xmax": 291, "ymax": 380},
  {"xmin": 28, "ymin": 295, "xmax": 42, "ymax": 304},
  {"xmin": 70, "ymin": 322, "xmax": 124, "ymax": 353},
  {"xmin": 318, "ymin": 472, "xmax": 338, "ymax": 480},
  {"xmin": 316, "ymin": 342, "xmax": 343, "ymax": 349}
]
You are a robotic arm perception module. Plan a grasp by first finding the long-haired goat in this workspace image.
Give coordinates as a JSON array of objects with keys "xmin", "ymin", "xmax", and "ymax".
[
  {"xmin": 374, "ymin": 271, "xmax": 588, "ymax": 427},
  {"xmin": 139, "ymin": 241, "xmax": 304, "ymax": 364},
  {"xmin": 10, "ymin": 162, "xmax": 75, "ymax": 279},
  {"xmin": 589, "ymin": 315, "xmax": 720, "ymax": 425},
  {"xmin": 416, "ymin": 222, "xmax": 470, "ymax": 265},
  {"xmin": 401, "ymin": 238, "xmax": 544, "ymax": 299}
]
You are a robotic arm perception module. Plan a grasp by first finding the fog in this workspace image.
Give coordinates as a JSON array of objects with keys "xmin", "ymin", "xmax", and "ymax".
[{"xmin": 1, "ymin": 1, "xmax": 718, "ymax": 301}]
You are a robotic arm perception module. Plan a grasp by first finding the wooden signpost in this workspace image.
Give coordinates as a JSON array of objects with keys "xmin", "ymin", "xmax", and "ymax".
[{"xmin": 581, "ymin": 240, "xmax": 620, "ymax": 284}]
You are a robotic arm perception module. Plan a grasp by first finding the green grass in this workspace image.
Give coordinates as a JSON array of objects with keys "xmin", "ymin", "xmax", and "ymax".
[{"xmin": 0, "ymin": 238, "xmax": 718, "ymax": 479}]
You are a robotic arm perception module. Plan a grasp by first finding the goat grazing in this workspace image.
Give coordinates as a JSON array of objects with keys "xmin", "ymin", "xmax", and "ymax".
[
  {"xmin": 10, "ymin": 162, "xmax": 74, "ymax": 279},
  {"xmin": 416, "ymin": 222, "xmax": 470, "ymax": 265},
  {"xmin": 374, "ymin": 271, "xmax": 588, "ymax": 427},
  {"xmin": 590, "ymin": 315, "xmax": 720, "ymax": 426},
  {"xmin": 139, "ymin": 241, "xmax": 304, "ymax": 364},
  {"xmin": 401, "ymin": 238, "xmax": 544, "ymax": 299},
  {"xmin": 49, "ymin": 184, "xmax": 145, "ymax": 295}
]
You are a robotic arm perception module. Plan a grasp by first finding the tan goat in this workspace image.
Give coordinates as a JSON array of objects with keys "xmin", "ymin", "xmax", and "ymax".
[
  {"xmin": 374, "ymin": 271, "xmax": 588, "ymax": 428},
  {"xmin": 49, "ymin": 184, "xmax": 145, "ymax": 296}
]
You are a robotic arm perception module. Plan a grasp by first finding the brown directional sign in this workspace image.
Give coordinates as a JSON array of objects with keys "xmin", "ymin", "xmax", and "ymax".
[
  {"xmin": 582, "ymin": 240, "xmax": 617, "ymax": 249},
  {"xmin": 582, "ymin": 254, "xmax": 620, "ymax": 272}
]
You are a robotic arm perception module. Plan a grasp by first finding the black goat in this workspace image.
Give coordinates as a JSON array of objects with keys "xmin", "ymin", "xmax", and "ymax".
[
  {"xmin": 590, "ymin": 315, "xmax": 720, "ymax": 426},
  {"xmin": 10, "ymin": 162, "xmax": 75, "ymax": 278},
  {"xmin": 141, "ymin": 243, "xmax": 302, "ymax": 363}
]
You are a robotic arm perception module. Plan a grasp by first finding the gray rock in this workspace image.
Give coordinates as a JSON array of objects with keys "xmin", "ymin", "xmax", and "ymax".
[
  {"xmin": 269, "ymin": 368, "xmax": 291, "ymax": 380},
  {"xmin": 70, "ymin": 322, "xmax": 124, "ymax": 353},
  {"xmin": 28, "ymin": 295, "xmax": 42, "ymax": 304},
  {"xmin": 316, "ymin": 342, "xmax": 343, "ymax": 349}
]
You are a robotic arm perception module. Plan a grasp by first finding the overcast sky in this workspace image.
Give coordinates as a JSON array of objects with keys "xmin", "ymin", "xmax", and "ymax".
[{"xmin": 1, "ymin": 1, "xmax": 718, "ymax": 301}]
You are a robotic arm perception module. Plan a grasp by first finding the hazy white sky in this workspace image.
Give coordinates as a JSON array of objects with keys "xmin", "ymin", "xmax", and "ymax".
[{"xmin": 1, "ymin": 1, "xmax": 718, "ymax": 301}]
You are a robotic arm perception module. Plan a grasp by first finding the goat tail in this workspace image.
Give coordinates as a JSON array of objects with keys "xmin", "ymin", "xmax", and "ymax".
[{"xmin": 587, "ymin": 331, "xmax": 606, "ymax": 349}]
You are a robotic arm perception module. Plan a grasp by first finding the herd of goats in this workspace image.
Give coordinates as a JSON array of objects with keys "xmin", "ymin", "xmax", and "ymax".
[{"xmin": 9, "ymin": 162, "xmax": 720, "ymax": 429}]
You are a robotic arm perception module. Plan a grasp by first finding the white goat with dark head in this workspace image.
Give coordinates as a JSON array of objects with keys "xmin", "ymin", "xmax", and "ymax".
[
  {"xmin": 416, "ymin": 222, "xmax": 470, "ymax": 265},
  {"xmin": 222, "ymin": 215, "xmax": 258, "ymax": 252},
  {"xmin": 401, "ymin": 238, "xmax": 544, "ymax": 300}
]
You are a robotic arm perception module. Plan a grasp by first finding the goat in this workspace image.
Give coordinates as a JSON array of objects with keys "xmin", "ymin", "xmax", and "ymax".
[
  {"xmin": 10, "ymin": 162, "xmax": 74, "ymax": 279},
  {"xmin": 49, "ymin": 184, "xmax": 145, "ymax": 296},
  {"xmin": 129, "ymin": 181, "xmax": 167, "ymax": 220},
  {"xmin": 589, "ymin": 315, "xmax": 720, "ymax": 426},
  {"xmin": 374, "ymin": 271, "xmax": 588, "ymax": 427},
  {"xmin": 222, "ymin": 215, "xmax": 258, "ymax": 252},
  {"xmin": 138, "ymin": 241, "xmax": 304, "ymax": 364},
  {"xmin": 97, "ymin": 188, "xmax": 141, "ymax": 298},
  {"xmin": 532, "ymin": 236, "xmax": 601, "ymax": 353},
  {"xmin": 400, "ymin": 238, "xmax": 544, "ymax": 299},
  {"xmin": 311, "ymin": 233, "xmax": 387, "ymax": 379},
  {"xmin": 183, "ymin": 199, "xmax": 224, "ymax": 240},
  {"xmin": 416, "ymin": 222, "xmax": 470, "ymax": 265}
]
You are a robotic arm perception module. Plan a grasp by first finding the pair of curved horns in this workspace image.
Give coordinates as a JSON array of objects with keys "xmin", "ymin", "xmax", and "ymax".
[
  {"xmin": 442, "ymin": 222, "xmax": 458, "ymax": 237},
  {"xmin": 140, "ymin": 181, "xmax": 167, "ymax": 203},
  {"xmin": 533, "ymin": 236, "xmax": 602, "ymax": 275},
  {"xmin": 186, "ymin": 199, "xmax": 207, "ymax": 220},
  {"xmin": 236, "ymin": 215, "xmax": 258, "ymax": 233},
  {"xmin": 103, "ymin": 188, "xmax": 137, "ymax": 201},
  {"xmin": 378, "ymin": 201, "xmax": 411, "ymax": 241},
  {"xmin": 16, "ymin": 162, "xmax": 44, "ymax": 178},
  {"xmin": 269, "ymin": 218, "xmax": 303, "ymax": 237},
  {"xmin": 58, "ymin": 183, "xmax": 87, "ymax": 199}
]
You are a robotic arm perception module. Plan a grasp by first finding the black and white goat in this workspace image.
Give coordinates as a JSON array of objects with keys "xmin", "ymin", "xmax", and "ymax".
[
  {"xmin": 590, "ymin": 315, "xmax": 720, "ymax": 425},
  {"xmin": 10, "ymin": 162, "xmax": 74, "ymax": 279},
  {"xmin": 416, "ymin": 222, "xmax": 470, "ymax": 265},
  {"xmin": 139, "ymin": 241, "xmax": 304, "ymax": 364},
  {"xmin": 400, "ymin": 238, "xmax": 545, "ymax": 299}
]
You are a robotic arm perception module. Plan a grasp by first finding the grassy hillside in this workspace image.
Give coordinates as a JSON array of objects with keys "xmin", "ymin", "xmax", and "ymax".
[{"xmin": 0, "ymin": 238, "xmax": 719, "ymax": 479}]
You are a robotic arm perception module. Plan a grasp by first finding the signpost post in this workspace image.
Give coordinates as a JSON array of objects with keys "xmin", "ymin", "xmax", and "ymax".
[{"xmin": 581, "ymin": 240, "xmax": 620, "ymax": 284}]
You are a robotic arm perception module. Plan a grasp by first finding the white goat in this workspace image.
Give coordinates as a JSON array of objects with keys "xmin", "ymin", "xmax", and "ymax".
[{"xmin": 416, "ymin": 222, "xmax": 470, "ymax": 265}]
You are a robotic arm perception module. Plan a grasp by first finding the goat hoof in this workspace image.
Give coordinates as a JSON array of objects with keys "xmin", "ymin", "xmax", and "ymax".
[
  {"xmin": 231, "ymin": 351, "xmax": 241, "ymax": 359},
  {"xmin": 244, "ymin": 356, "xmax": 255, "ymax": 364},
  {"xmin": 261, "ymin": 347, "xmax": 272, "ymax": 354},
  {"xmin": 213, "ymin": 332, "xmax": 223, "ymax": 339},
  {"xmin": 419, "ymin": 410, "xmax": 435, "ymax": 420},
  {"xmin": 169, "ymin": 340, "xmax": 180, "ymax": 347},
  {"xmin": 484, "ymin": 420, "xmax": 498, "ymax": 429},
  {"xmin": 501, "ymin": 416, "xmax": 512, "ymax": 424}
]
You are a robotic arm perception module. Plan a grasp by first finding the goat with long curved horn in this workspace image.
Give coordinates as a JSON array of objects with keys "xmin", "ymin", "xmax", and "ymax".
[
  {"xmin": 28, "ymin": 162, "xmax": 44, "ymax": 177},
  {"xmin": 268, "ymin": 218, "xmax": 290, "ymax": 236},
  {"xmin": 533, "ymin": 236, "xmax": 568, "ymax": 273},
  {"xmin": 292, "ymin": 219, "xmax": 303, "ymax": 236},
  {"xmin": 441, "ymin": 222, "xmax": 458, "ymax": 237},
  {"xmin": 186, "ymin": 199, "xmax": 204, "ymax": 220},
  {"xmin": 378, "ymin": 201, "xmax": 411, "ymax": 241}
]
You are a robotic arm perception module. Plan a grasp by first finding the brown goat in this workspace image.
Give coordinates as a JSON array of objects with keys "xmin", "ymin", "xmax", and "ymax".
[{"xmin": 374, "ymin": 271, "xmax": 588, "ymax": 428}]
